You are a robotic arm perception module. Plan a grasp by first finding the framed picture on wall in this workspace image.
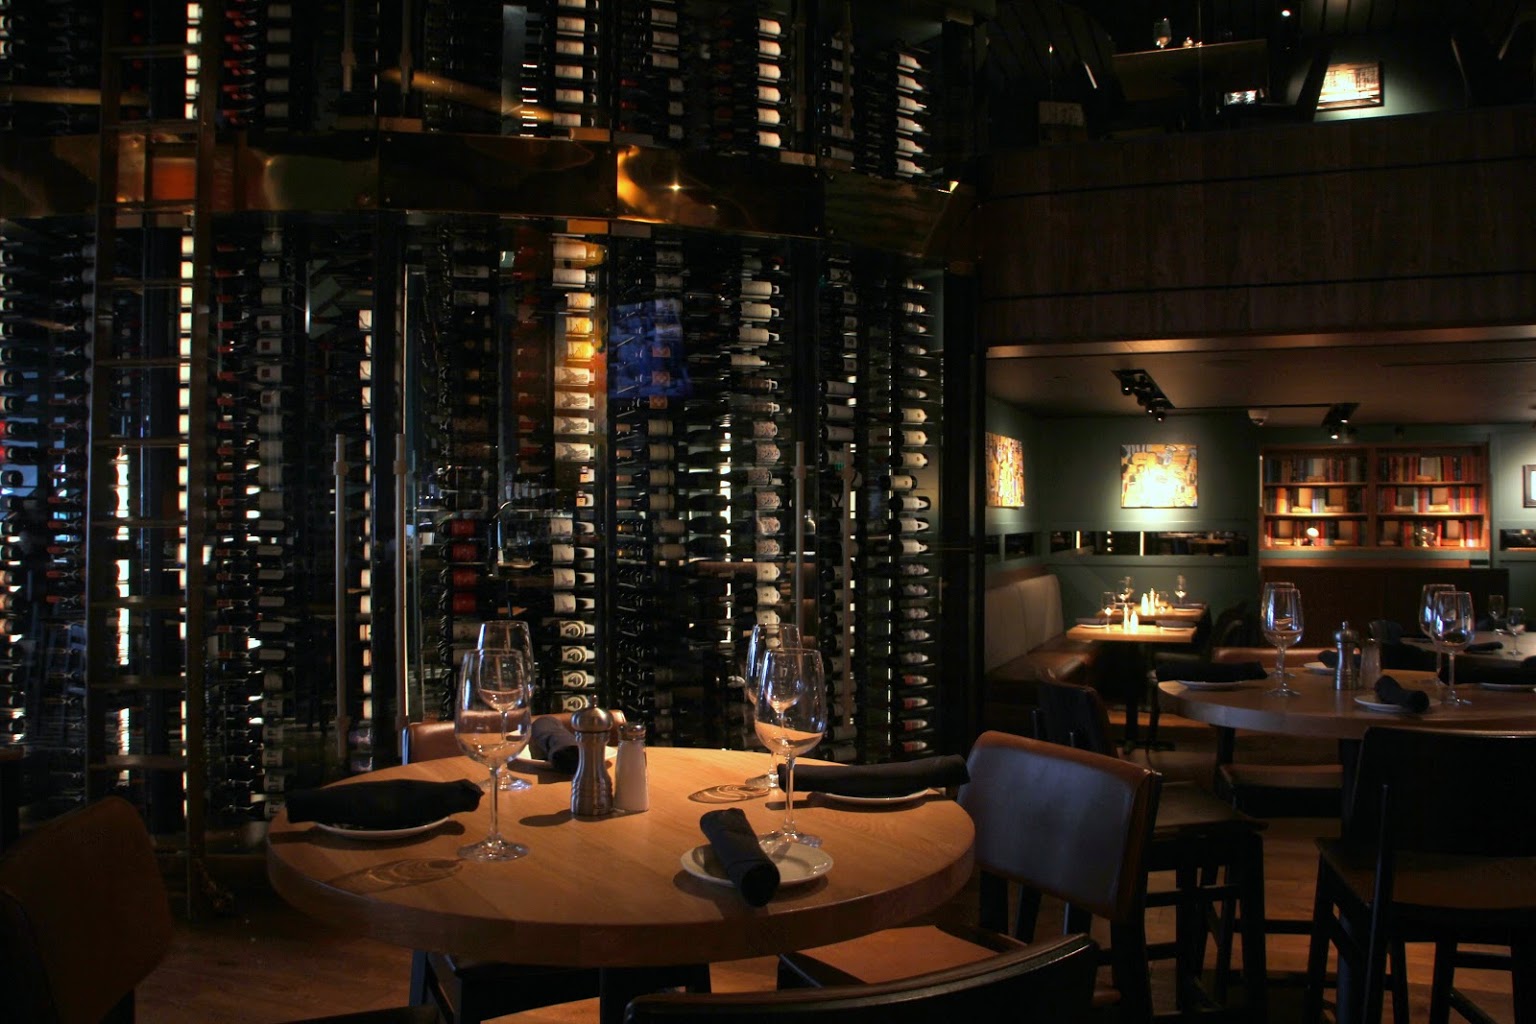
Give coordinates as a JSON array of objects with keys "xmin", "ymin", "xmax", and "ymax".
[
  {"xmin": 1121, "ymin": 443, "xmax": 1199, "ymax": 509},
  {"xmin": 1524, "ymin": 465, "xmax": 1536, "ymax": 508},
  {"xmin": 985, "ymin": 432, "xmax": 1025, "ymax": 507}
]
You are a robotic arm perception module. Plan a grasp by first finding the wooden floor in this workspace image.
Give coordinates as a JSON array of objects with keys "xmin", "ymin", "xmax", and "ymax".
[{"xmin": 136, "ymin": 716, "xmax": 1518, "ymax": 1023}]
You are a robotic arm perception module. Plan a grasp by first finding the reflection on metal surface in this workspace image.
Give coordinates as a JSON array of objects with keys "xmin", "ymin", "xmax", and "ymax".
[
  {"xmin": 0, "ymin": 84, "xmax": 147, "ymax": 107},
  {"xmin": 824, "ymin": 172, "xmax": 974, "ymax": 260},
  {"xmin": 615, "ymin": 146, "xmax": 819, "ymax": 237},
  {"xmin": 380, "ymin": 68, "xmax": 547, "ymax": 122},
  {"xmin": 0, "ymin": 135, "xmax": 100, "ymax": 218},
  {"xmin": 378, "ymin": 132, "xmax": 614, "ymax": 217}
]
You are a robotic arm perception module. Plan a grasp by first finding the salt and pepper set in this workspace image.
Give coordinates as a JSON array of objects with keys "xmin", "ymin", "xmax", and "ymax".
[{"xmin": 570, "ymin": 706, "xmax": 648, "ymax": 819}]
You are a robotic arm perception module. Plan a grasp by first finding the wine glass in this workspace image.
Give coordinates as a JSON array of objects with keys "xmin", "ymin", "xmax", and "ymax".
[
  {"xmin": 1433, "ymin": 590, "xmax": 1474, "ymax": 706},
  {"xmin": 1262, "ymin": 583, "xmax": 1304, "ymax": 697},
  {"xmin": 753, "ymin": 645, "xmax": 827, "ymax": 848},
  {"xmin": 1154, "ymin": 16, "xmax": 1173, "ymax": 48},
  {"xmin": 1174, "ymin": 574, "xmax": 1187, "ymax": 603},
  {"xmin": 1419, "ymin": 583, "xmax": 1453, "ymax": 677},
  {"xmin": 739, "ymin": 622, "xmax": 800, "ymax": 791},
  {"xmin": 1488, "ymin": 594, "xmax": 1508, "ymax": 637},
  {"xmin": 478, "ymin": 621, "xmax": 536, "ymax": 792},
  {"xmin": 1118, "ymin": 575, "xmax": 1135, "ymax": 621},
  {"xmin": 1100, "ymin": 590, "xmax": 1118, "ymax": 626},
  {"xmin": 454, "ymin": 649, "xmax": 532, "ymax": 861},
  {"xmin": 1508, "ymin": 607, "xmax": 1526, "ymax": 657}
]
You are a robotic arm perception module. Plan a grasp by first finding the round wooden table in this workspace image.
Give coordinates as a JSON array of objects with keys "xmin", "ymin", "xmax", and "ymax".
[{"xmin": 267, "ymin": 747, "xmax": 974, "ymax": 1022}]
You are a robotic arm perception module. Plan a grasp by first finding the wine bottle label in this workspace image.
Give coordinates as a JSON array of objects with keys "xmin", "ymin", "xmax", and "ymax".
[
  {"xmin": 901, "ymin": 430, "xmax": 929, "ymax": 446},
  {"xmin": 757, "ymin": 85, "xmax": 782, "ymax": 103},
  {"xmin": 754, "ymin": 443, "xmax": 781, "ymax": 464},
  {"xmin": 562, "ymin": 670, "xmax": 597, "ymax": 689},
  {"xmin": 561, "ymin": 646, "xmax": 595, "ymax": 663},
  {"xmin": 549, "ymin": 515, "xmax": 575, "ymax": 537},
  {"xmin": 563, "ymin": 291, "xmax": 596, "ymax": 311},
  {"xmin": 555, "ymin": 39, "xmax": 586, "ymax": 56},
  {"xmin": 755, "ymin": 586, "xmax": 783, "ymax": 606},
  {"xmin": 755, "ymin": 562, "xmax": 782, "ymax": 581},
  {"xmin": 555, "ymin": 443, "xmax": 594, "ymax": 462},
  {"xmin": 755, "ymin": 514, "xmax": 781, "ymax": 534},
  {"xmin": 899, "ymin": 452, "xmax": 929, "ymax": 468},
  {"xmin": 555, "ymin": 416, "xmax": 594, "ymax": 435},
  {"xmin": 561, "ymin": 339, "xmax": 596, "ymax": 361},
  {"xmin": 553, "ymin": 366, "xmax": 594, "ymax": 386},
  {"xmin": 755, "ymin": 538, "xmax": 783, "ymax": 557},
  {"xmin": 554, "ymin": 391, "xmax": 595, "ymax": 410},
  {"xmin": 562, "ymin": 314, "xmax": 596, "ymax": 336}
]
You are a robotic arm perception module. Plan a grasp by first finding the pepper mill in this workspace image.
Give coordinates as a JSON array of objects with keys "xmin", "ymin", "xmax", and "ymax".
[
  {"xmin": 570, "ymin": 707, "xmax": 614, "ymax": 819},
  {"xmin": 1334, "ymin": 621, "xmax": 1361, "ymax": 691}
]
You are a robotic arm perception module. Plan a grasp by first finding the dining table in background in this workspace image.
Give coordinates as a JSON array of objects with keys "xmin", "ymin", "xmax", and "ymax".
[
  {"xmin": 1066, "ymin": 607, "xmax": 1204, "ymax": 749},
  {"xmin": 266, "ymin": 746, "xmax": 975, "ymax": 1024}
]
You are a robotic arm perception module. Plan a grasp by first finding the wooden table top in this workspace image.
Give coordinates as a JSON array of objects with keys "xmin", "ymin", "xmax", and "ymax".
[
  {"xmin": 1113, "ymin": 39, "xmax": 1269, "ymax": 102},
  {"xmin": 1159, "ymin": 669, "xmax": 1536, "ymax": 741},
  {"xmin": 266, "ymin": 747, "xmax": 975, "ymax": 969},
  {"xmin": 1067, "ymin": 621, "xmax": 1199, "ymax": 644}
]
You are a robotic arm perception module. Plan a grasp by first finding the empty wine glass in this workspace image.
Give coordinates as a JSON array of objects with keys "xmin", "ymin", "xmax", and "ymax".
[
  {"xmin": 1118, "ymin": 575, "xmax": 1135, "ymax": 620},
  {"xmin": 1488, "ymin": 594, "xmax": 1508, "ymax": 637},
  {"xmin": 1433, "ymin": 590, "xmax": 1474, "ymax": 706},
  {"xmin": 739, "ymin": 623, "xmax": 801, "ymax": 791},
  {"xmin": 1174, "ymin": 574, "xmax": 1188, "ymax": 603},
  {"xmin": 1100, "ymin": 590, "xmax": 1118, "ymax": 626},
  {"xmin": 753, "ymin": 645, "xmax": 827, "ymax": 848},
  {"xmin": 1507, "ymin": 607, "xmax": 1526, "ymax": 657},
  {"xmin": 453, "ymin": 649, "xmax": 532, "ymax": 861},
  {"xmin": 478, "ymin": 621, "xmax": 536, "ymax": 792},
  {"xmin": 1262, "ymin": 583, "xmax": 1304, "ymax": 697},
  {"xmin": 1420, "ymin": 583, "xmax": 1453, "ymax": 677},
  {"xmin": 1154, "ymin": 16, "xmax": 1172, "ymax": 48}
]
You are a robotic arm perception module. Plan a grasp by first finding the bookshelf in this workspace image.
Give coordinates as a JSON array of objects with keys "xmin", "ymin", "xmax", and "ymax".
[{"xmin": 1260, "ymin": 444, "xmax": 1488, "ymax": 557}]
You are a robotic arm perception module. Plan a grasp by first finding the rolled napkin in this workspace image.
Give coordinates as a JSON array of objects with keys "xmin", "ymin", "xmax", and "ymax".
[
  {"xmin": 1373, "ymin": 675, "xmax": 1430, "ymax": 713},
  {"xmin": 777, "ymin": 754, "xmax": 970, "ymax": 798},
  {"xmin": 528, "ymin": 715, "xmax": 580, "ymax": 773},
  {"xmin": 698, "ymin": 808, "xmax": 779, "ymax": 906},
  {"xmin": 1462, "ymin": 640, "xmax": 1504, "ymax": 654},
  {"xmin": 1439, "ymin": 656, "xmax": 1536, "ymax": 687},
  {"xmin": 287, "ymin": 778, "xmax": 482, "ymax": 829}
]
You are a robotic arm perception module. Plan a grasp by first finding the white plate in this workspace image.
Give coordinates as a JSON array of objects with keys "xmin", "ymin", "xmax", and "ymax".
[
  {"xmin": 1477, "ymin": 681, "xmax": 1536, "ymax": 692},
  {"xmin": 1174, "ymin": 679, "xmax": 1251, "ymax": 692},
  {"xmin": 1353, "ymin": 697, "xmax": 1422, "ymax": 714},
  {"xmin": 816, "ymin": 788, "xmax": 936, "ymax": 807},
  {"xmin": 681, "ymin": 842, "xmax": 834, "ymax": 889},
  {"xmin": 312, "ymin": 816, "xmax": 452, "ymax": 841},
  {"xmin": 1303, "ymin": 661, "xmax": 1333, "ymax": 675}
]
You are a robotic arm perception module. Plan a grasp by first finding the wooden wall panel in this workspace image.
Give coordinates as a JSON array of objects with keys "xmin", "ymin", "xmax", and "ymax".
[{"xmin": 977, "ymin": 107, "xmax": 1536, "ymax": 343}]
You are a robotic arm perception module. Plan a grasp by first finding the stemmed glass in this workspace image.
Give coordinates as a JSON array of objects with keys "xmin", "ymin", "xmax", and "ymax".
[
  {"xmin": 1118, "ymin": 575, "xmax": 1135, "ymax": 621},
  {"xmin": 1174, "ymin": 574, "xmax": 1188, "ymax": 603},
  {"xmin": 752, "ymin": 645, "xmax": 827, "ymax": 848},
  {"xmin": 1262, "ymin": 583, "xmax": 1304, "ymax": 697},
  {"xmin": 1508, "ymin": 607, "xmax": 1526, "ymax": 657},
  {"xmin": 1100, "ymin": 590, "xmax": 1118, "ymax": 626},
  {"xmin": 1154, "ymin": 16, "xmax": 1172, "ymax": 48},
  {"xmin": 739, "ymin": 623, "xmax": 801, "ymax": 791},
  {"xmin": 1488, "ymin": 595, "xmax": 1508, "ymax": 638},
  {"xmin": 1432, "ymin": 590, "xmax": 1474, "ymax": 706},
  {"xmin": 478, "ymin": 621, "xmax": 536, "ymax": 792},
  {"xmin": 453, "ymin": 649, "xmax": 532, "ymax": 861},
  {"xmin": 1419, "ymin": 583, "xmax": 1453, "ymax": 678}
]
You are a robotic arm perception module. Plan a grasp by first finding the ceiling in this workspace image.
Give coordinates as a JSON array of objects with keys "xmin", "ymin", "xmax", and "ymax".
[{"xmin": 985, "ymin": 325, "xmax": 1536, "ymax": 428}]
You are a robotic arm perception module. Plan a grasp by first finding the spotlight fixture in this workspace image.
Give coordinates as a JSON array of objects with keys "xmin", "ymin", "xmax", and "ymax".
[
  {"xmin": 1111, "ymin": 369, "xmax": 1173, "ymax": 419},
  {"xmin": 1321, "ymin": 402, "xmax": 1359, "ymax": 440}
]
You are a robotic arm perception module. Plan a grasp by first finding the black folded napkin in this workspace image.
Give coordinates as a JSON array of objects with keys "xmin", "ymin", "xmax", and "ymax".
[
  {"xmin": 1438, "ymin": 656, "xmax": 1536, "ymax": 687},
  {"xmin": 528, "ymin": 716, "xmax": 579, "ymax": 773},
  {"xmin": 1317, "ymin": 649, "xmax": 1359, "ymax": 669},
  {"xmin": 1374, "ymin": 675, "xmax": 1430, "ymax": 713},
  {"xmin": 778, "ymin": 754, "xmax": 970, "ymax": 798},
  {"xmin": 1462, "ymin": 640, "xmax": 1504, "ymax": 654},
  {"xmin": 699, "ymin": 808, "xmax": 779, "ymax": 906},
  {"xmin": 1153, "ymin": 656, "xmax": 1265, "ymax": 683},
  {"xmin": 1076, "ymin": 616, "xmax": 1116, "ymax": 626},
  {"xmin": 287, "ymin": 778, "xmax": 483, "ymax": 830}
]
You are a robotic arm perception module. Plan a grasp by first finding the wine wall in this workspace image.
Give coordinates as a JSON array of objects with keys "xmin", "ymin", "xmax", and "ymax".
[{"xmin": 0, "ymin": 0, "xmax": 977, "ymax": 875}]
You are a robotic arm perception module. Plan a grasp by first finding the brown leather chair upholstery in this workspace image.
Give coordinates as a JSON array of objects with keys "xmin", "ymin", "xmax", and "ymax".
[
  {"xmin": 627, "ymin": 933, "xmax": 1098, "ymax": 1023},
  {"xmin": 0, "ymin": 795, "xmax": 437, "ymax": 1024},
  {"xmin": 779, "ymin": 731, "xmax": 1161, "ymax": 1021},
  {"xmin": 1304, "ymin": 727, "xmax": 1536, "ymax": 1024},
  {"xmin": 1036, "ymin": 678, "xmax": 1269, "ymax": 1018}
]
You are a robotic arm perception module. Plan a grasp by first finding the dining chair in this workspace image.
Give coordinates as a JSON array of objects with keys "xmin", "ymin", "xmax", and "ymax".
[
  {"xmin": 1302, "ymin": 726, "xmax": 1536, "ymax": 1024},
  {"xmin": 400, "ymin": 717, "xmax": 605, "ymax": 1024},
  {"xmin": 778, "ymin": 730, "xmax": 1161, "ymax": 1021},
  {"xmin": 1227, "ymin": 43, "xmax": 1333, "ymax": 125},
  {"xmin": 627, "ymin": 932, "xmax": 1098, "ymax": 1023},
  {"xmin": 0, "ymin": 794, "xmax": 439, "ymax": 1024},
  {"xmin": 1035, "ymin": 677, "xmax": 1269, "ymax": 1021}
]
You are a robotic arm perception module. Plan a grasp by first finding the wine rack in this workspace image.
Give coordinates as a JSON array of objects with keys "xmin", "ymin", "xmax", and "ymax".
[{"xmin": 1, "ymin": 0, "xmax": 979, "ymax": 900}]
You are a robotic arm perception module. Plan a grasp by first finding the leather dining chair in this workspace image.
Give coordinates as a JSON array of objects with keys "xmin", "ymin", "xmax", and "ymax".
[
  {"xmin": 778, "ymin": 730, "xmax": 1161, "ymax": 1022},
  {"xmin": 1303, "ymin": 726, "xmax": 1536, "ymax": 1024},
  {"xmin": 1035, "ymin": 677, "xmax": 1269, "ymax": 1021},
  {"xmin": 0, "ymin": 795, "xmax": 439, "ymax": 1024},
  {"xmin": 626, "ymin": 932, "xmax": 1099, "ymax": 1023}
]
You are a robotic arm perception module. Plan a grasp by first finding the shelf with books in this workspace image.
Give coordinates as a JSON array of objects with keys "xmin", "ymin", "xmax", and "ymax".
[{"xmin": 1260, "ymin": 443, "xmax": 1488, "ymax": 558}]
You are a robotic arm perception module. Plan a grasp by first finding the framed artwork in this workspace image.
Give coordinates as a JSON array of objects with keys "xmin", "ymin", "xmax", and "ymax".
[
  {"xmin": 985, "ymin": 432, "xmax": 1025, "ymax": 507},
  {"xmin": 1524, "ymin": 465, "xmax": 1536, "ymax": 508},
  {"xmin": 1121, "ymin": 443, "xmax": 1199, "ymax": 509}
]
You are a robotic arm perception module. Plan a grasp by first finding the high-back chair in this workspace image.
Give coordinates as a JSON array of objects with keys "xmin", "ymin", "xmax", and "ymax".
[
  {"xmin": 1304, "ymin": 727, "xmax": 1536, "ymax": 1024},
  {"xmin": 1035, "ymin": 678, "xmax": 1269, "ymax": 1019},
  {"xmin": 779, "ymin": 731, "xmax": 1161, "ymax": 1021},
  {"xmin": 0, "ymin": 795, "xmax": 437, "ymax": 1024},
  {"xmin": 628, "ymin": 933, "xmax": 1098, "ymax": 1024}
]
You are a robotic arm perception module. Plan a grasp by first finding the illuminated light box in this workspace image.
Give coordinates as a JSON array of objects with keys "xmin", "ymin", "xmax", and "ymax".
[
  {"xmin": 1318, "ymin": 61, "xmax": 1383, "ymax": 111},
  {"xmin": 1121, "ymin": 443, "xmax": 1198, "ymax": 509}
]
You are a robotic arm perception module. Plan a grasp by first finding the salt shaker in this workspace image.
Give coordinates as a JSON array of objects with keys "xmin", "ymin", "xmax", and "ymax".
[
  {"xmin": 570, "ymin": 707, "xmax": 614, "ymax": 819},
  {"xmin": 1360, "ymin": 633, "xmax": 1383, "ymax": 691},
  {"xmin": 613, "ymin": 722, "xmax": 649, "ymax": 813},
  {"xmin": 1334, "ymin": 621, "xmax": 1361, "ymax": 691}
]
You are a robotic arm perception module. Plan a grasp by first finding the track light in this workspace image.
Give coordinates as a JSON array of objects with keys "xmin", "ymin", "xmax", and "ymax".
[
  {"xmin": 1321, "ymin": 402, "xmax": 1359, "ymax": 440},
  {"xmin": 1112, "ymin": 369, "xmax": 1173, "ymax": 418}
]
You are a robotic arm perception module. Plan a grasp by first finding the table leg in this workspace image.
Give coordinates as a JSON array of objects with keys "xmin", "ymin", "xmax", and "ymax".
[{"xmin": 598, "ymin": 964, "xmax": 711, "ymax": 1024}]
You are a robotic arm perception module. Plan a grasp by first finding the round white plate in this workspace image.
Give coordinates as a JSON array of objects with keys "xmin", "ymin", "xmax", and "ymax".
[
  {"xmin": 681, "ymin": 843, "xmax": 833, "ymax": 888},
  {"xmin": 312, "ymin": 816, "xmax": 452, "ymax": 841},
  {"xmin": 1477, "ymin": 681, "xmax": 1536, "ymax": 692},
  {"xmin": 1303, "ymin": 662, "xmax": 1333, "ymax": 675},
  {"xmin": 1175, "ymin": 679, "xmax": 1251, "ymax": 692},
  {"xmin": 816, "ymin": 788, "xmax": 935, "ymax": 807},
  {"xmin": 1353, "ymin": 697, "xmax": 1422, "ymax": 714}
]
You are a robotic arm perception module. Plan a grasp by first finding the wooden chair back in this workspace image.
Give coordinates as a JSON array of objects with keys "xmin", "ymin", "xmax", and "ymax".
[
  {"xmin": 625, "ymin": 933, "xmax": 1098, "ymax": 1023},
  {"xmin": 0, "ymin": 796, "xmax": 174, "ymax": 1024},
  {"xmin": 1033, "ymin": 679, "xmax": 1116, "ymax": 755}
]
